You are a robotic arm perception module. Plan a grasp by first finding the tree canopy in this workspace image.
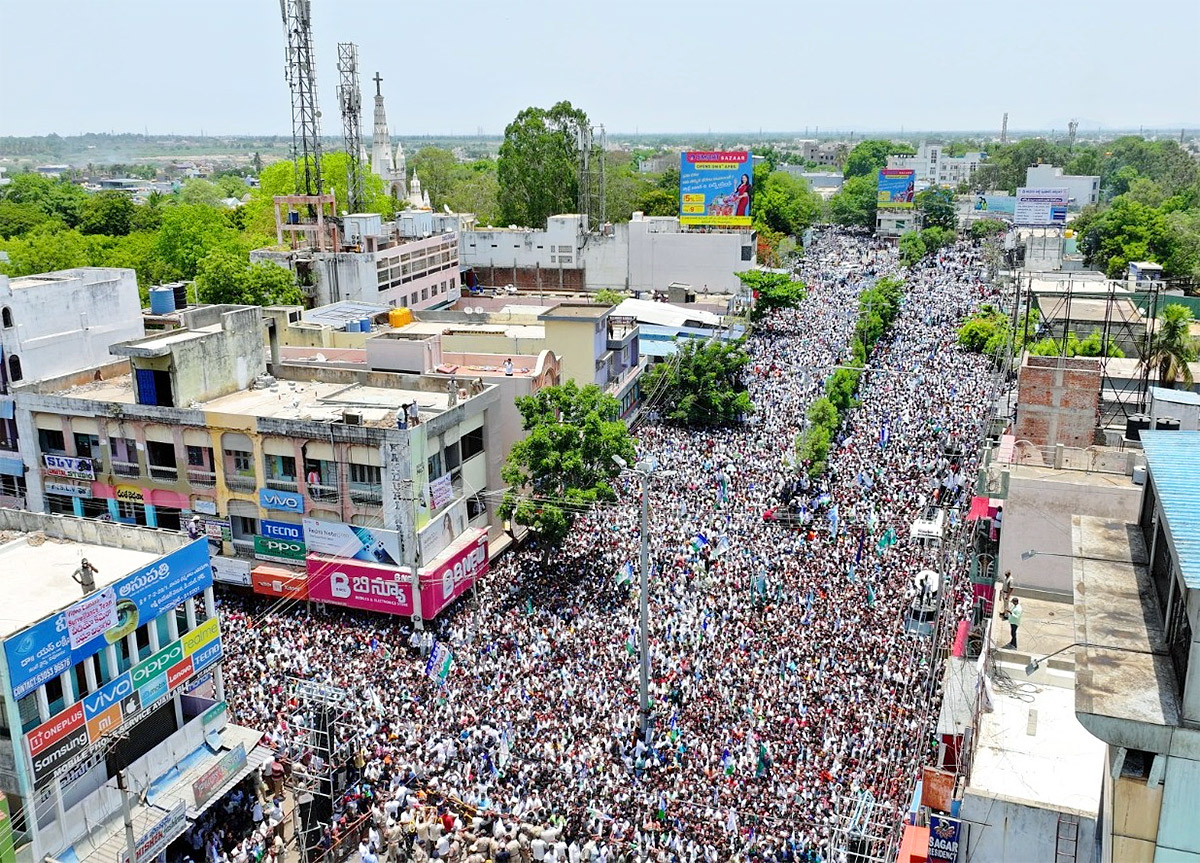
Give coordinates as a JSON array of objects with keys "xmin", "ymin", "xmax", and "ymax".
[
  {"xmin": 1142, "ymin": 305, "xmax": 1197, "ymax": 389},
  {"xmin": 843, "ymin": 140, "xmax": 914, "ymax": 179},
  {"xmin": 914, "ymin": 186, "xmax": 956, "ymax": 231},
  {"xmin": 641, "ymin": 339, "xmax": 753, "ymax": 427},
  {"xmin": 828, "ymin": 174, "xmax": 878, "ymax": 229},
  {"xmin": 497, "ymin": 101, "xmax": 589, "ymax": 228},
  {"xmin": 194, "ymin": 250, "xmax": 301, "ymax": 307},
  {"xmin": 753, "ymin": 171, "xmax": 823, "ymax": 237},
  {"xmin": 499, "ymin": 381, "xmax": 636, "ymax": 550},
  {"xmin": 738, "ymin": 270, "xmax": 808, "ymax": 322}
]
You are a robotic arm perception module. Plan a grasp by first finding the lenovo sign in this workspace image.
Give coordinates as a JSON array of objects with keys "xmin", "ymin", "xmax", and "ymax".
[{"xmin": 131, "ymin": 640, "xmax": 183, "ymax": 689}]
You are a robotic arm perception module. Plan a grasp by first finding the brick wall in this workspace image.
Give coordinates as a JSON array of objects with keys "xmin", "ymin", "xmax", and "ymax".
[
  {"xmin": 474, "ymin": 265, "xmax": 586, "ymax": 293},
  {"xmin": 1014, "ymin": 356, "xmax": 1101, "ymax": 447}
]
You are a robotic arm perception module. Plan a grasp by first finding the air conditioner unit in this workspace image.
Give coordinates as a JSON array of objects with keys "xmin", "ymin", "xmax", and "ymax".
[{"xmin": 343, "ymin": 411, "xmax": 363, "ymax": 425}]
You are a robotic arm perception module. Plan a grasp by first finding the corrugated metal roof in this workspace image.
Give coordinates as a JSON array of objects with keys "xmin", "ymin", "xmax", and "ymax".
[
  {"xmin": 1141, "ymin": 430, "xmax": 1200, "ymax": 589},
  {"xmin": 1150, "ymin": 385, "xmax": 1200, "ymax": 407}
]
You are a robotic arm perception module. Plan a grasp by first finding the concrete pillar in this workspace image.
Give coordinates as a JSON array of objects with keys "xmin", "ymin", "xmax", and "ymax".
[
  {"xmin": 72, "ymin": 497, "xmax": 83, "ymax": 517},
  {"xmin": 143, "ymin": 502, "xmax": 157, "ymax": 528}
]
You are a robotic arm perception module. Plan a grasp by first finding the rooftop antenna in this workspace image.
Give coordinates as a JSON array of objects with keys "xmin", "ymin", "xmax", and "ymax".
[
  {"xmin": 336, "ymin": 42, "xmax": 365, "ymax": 212},
  {"xmin": 1068, "ymin": 119, "xmax": 1079, "ymax": 151},
  {"xmin": 1001, "ymin": 112, "xmax": 1009, "ymax": 144},
  {"xmin": 280, "ymin": 0, "xmax": 323, "ymax": 197}
]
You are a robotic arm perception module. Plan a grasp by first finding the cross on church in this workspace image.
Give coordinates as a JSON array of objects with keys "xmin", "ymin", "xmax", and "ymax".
[{"xmin": 373, "ymin": 72, "xmax": 382, "ymax": 97}]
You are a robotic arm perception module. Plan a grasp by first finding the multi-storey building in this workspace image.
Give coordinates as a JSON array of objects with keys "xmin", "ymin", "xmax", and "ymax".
[
  {"xmin": 0, "ymin": 510, "xmax": 257, "ymax": 863},
  {"xmin": 887, "ymin": 144, "xmax": 983, "ymax": 188},
  {"xmin": 10, "ymin": 305, "xmax": 502, "ymax": 624},
  {"xmin": 0, "ymin": 268, "xmax": 146, "ymax": 510}
]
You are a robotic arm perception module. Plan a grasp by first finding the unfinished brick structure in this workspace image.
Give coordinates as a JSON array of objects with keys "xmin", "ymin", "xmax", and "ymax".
[{"xmin": 1014, "ymin": 355, "xmax": 1101, "ymax": 447}]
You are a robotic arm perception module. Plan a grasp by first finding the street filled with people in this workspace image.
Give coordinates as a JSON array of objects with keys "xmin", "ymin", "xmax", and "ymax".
[{"xmin": 213, "ymin": 230, "xmax": 1000, "ymax": 863}]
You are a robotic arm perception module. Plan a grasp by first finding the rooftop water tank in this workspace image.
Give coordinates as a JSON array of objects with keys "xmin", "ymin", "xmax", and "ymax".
[
  {"xmin": 388, "ymin": 307, "xmax": 413, "ymax": 328},
  {"xmin": 345, "ymin": 319, "xmax": 360, "ymax": 333},
  {"xmin": 359, "ymin": 317, "xmax": 372, "ymax": 332},
  {"xmin": 1155, "ymin": 417, "xmax": 1181, "ymax": 432},
  {"xmin": 1125, "ymin": 414, "xmax": 1151, "ymax": 442},
  {"xmin": 149, "ymin": 287, "xmax": 176, "ymax": 315},
  {"xmin": 171, "ymin": 282, "xmax": 188, "ymax": 309}
]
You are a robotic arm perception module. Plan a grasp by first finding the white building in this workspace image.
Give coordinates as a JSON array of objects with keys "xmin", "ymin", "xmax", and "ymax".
[
  {"xmin": 462, "ymin": 213, "xmax": 755, "ymax": 295},
  {"xmin": 1025, "ymin": 165, "xmax": 1101, "ymax": 210},
  {"xmin": 887, "ymin": 144, "xmax": 983, "ymax": 187}
]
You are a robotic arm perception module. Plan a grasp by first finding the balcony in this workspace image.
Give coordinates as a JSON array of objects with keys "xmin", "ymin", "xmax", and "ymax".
[
  {"xmin": 187, "ymin": 468, "xmax": 217, "ymax": 488},
  {"xmin": 266, "ymin": 478, "xmax": 299, "ymax": 493},
  {"xmin": 226, "ymin": 474, "xmax": 257, "ymax": 493},
  {"xmin": 148, "ymin": 464, "xmax": 178, "ymax": 482},
  {"xmin": 309, "ymin": 484, "xmax": 340, "ymax": 504},
  {"xmin": 111, "ymin": 460, "xmax": 140, "ymax": 478},
  {"xmin": 348, "ymin": 484, "xmax": 382, "ymax": 505}
]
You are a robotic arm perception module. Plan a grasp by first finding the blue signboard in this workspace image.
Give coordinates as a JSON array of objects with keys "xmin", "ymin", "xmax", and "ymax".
[
  {"xmin": 258, "ymin": 488, "xmax": 305, "ymax": 513},
  {"xmin": 679, "ymin": 151, "xmax": 754, "ymax": 227},
  {"xmin": 877, "ymin": 169, "xmax": 916, "ymax": 209},
  {"xmin": 4, "ymin": 540, "xmax": 213, "ymax": 699},
  {"xmin": 191, "ymin": 637, "xmax": 223, "ymax": 674},
  {"xmin": 928, "ymin": 815, "xmax": 963, "ymax": 863},
  {"xmin": 260, "ymin": 519, "xmax": 304, "ymax": 542},
  {"xmin": 973, "ymin": 195, "xmax": 1016, "ymax": 216}
]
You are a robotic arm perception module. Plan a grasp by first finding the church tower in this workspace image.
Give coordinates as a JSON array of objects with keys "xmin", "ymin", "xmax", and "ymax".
[{"xmin": 369, "ymin": 73, "xmax": 404, "ymax": 199}]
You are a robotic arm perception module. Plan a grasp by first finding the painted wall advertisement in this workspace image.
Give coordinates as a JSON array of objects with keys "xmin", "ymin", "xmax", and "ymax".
[
  {"xmin": 876, "ymin": 169, "xmax": 916, "ymax": 208},
  {"xmin": 42, "ymin": 455, "xmax": 94, "ymax": 482},
  {"xmin": 25, "ymin": 618, "xmax": 222, "ymax": 783},
  {"xmin": 679, "ymin": 151, "xmax": 753, "ymax": 227},
  {"xmin": 4, "ymin": 539, "xmax": 214, "ymax": 700},
  {"xmin": 1014, "ymin": 187, "xmax": 1069, "ymax": 226},
  {"xmin": 927, "ymin": 815, "xmax": 964, "ymax": 863},
  {"xmin": 303, "ymin": 517, "xmax": 401, "ymax": 566}
]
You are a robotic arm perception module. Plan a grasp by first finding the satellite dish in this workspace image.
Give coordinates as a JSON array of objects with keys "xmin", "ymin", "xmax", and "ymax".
[{"xmin": 443, "ymin": 204, "xmax": 451, "ymax": 214}]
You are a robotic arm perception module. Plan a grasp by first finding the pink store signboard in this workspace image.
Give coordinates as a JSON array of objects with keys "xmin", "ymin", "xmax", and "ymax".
[
  {"xmin": 419, "ymin": 529, "xmax": 488, "ymax": 618},
  {"xmin": 305, "ymin": 528, "xmax": 487, "ymax": 619},
  {"xmin": 306, "ymin": 556, "xmax": 413, "ymax": 616}
]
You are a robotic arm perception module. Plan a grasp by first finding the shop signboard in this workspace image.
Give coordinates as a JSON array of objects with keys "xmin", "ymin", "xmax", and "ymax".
[
  {"xmin": 210, "ymin": 555, "xmax": 252, "ymax": 587},
  {"xmin": 45, "ymin": 481, "xmax": 91, "ymax": 499},
  {"xmin": 258, "ymin": 488, "xmax": 304, "ymax": 513},
  {"xmin": 192, "ymin": 744, "xmax": 246, "ymax": 809},
  {"xmin": 114, "ymin": 485, "xmax": 144, "ymax": 503},
  {"xmin": 4, "ymin": 540, "xmax": 213, "ymax": 699},
  {"xmin": 928, "ymin": 815, "xmax": 963, "ymax": 863},
  {"xmin": 419, "ymin": 530, "xmax": 488, "ymax": 619},
  {"xmin": 119, "ymin": 801, "xmax": 187, "ymax": 863},
  {"xmin": 251, "ymin": 567, "xmax": 308, "ymax": 599},
  {"xmin": 42, "ymin": 455, "xmax": 94, "ymax": 481},
  {"xmin": 200, "ymin": 516, "xmax": 232, "ymax": 542},
  {"xmin": 306, "ymin": 556, "xmax": 413, "ymax": 616},
  {"xmin": 303, "ymin": 518, "xmax": 401, "ymax": 566},
  {"xmin": 253, "ymin": 536, "xmax": 306, "ymax": 564}
]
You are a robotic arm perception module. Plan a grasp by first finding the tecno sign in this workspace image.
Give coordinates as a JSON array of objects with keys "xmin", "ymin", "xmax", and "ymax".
[{"xmin": 131, "ymin": 641, "xmax": 183, "ymax": 689}]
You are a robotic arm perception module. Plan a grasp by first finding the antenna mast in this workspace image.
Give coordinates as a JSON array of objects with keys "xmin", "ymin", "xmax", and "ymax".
[
  {"xmin": 280, "ymin": 0, "xmax": 323, "ymax": 196},
  {"xmin": 336, "ymin": 42, "xmax": 365, "ymax": 212}
]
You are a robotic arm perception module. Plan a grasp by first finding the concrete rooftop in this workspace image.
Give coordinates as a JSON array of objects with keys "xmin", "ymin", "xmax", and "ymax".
[{"xmin": 0, "ymin": 533, "xmax": 159, "ymax": 637}]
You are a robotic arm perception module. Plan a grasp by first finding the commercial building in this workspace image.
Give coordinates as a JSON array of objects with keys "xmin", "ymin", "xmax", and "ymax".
[
  {"xmin": 886, "ymin": 144, "xmax": 983, "ymax": 187},
  {"xmin": 9, "ymin": 305, "xmax": 502, "ymax": 625},
  {"xmin": 0, "ymin": 268, "xmax": 146, "ymax": 510},
  {"xmin": 1071, "ymin": 430, "xmax": 1200, "ymax": 861},
  {"xmin": 0, "ymin": 509, "xmax": 260, "ymax": 863},
  {"xmin": 461, "ymin": 213, "xmax": 755, "ymax": 296},
  {"xmin": 1025, "ymin": 165, "xmax": 1101, "ymax": 210}
]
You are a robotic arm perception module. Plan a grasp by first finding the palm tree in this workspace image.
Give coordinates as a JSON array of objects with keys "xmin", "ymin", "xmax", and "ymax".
[{"xmin": 1143, "ymin": 304, "xmax": 1197, "ymax": 389}]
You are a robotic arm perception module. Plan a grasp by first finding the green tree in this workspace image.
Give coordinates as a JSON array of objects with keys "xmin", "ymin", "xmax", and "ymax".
[
  {"xmin": 914, "ymin": 186, "xmax": 957, "ymax": 231},
  {"xmin": 898, "ymin": 231, "xmax": 926, "ymax": 267},
  {"xmin": 1143, "ymin": 305, "xmax": 1197, "ymax": 389},
  {"xmin": 0, "ymin": 201, "xmax": 53, "ymax": 238},
  {"xmin": 737, "ymin": 270, "xmax": 807, "ymax": 322},
  {"xmin": 2, "ymin": 173, "xmax": 89, "ymax": 227},
  {"xmin": 79, "ymin": 192, "xmax": 135, "ymax": 236},
  {"xmin": 753, "ymin": 171, "xmax": 823, "ymax": 236},
  {"xmin": 194, "ymin": 250, "xmax": 301, "ymax": 306},
  {"xmin": 919, "ymin": 226, "xmax": 956, "ymax": 255},
  {"xmin": 152, "ymin": 204, "xmax": 243, "ymax": 281},
  {"xmin": 179, "ymin": 179, "xmax": 223, "ymax": 207},
  {"xmin": 499, "ymin": 381, "xmax": 636, "ymax": 550},
  {"xmin": 593, "ymin": 288, "xmax": 628, "ymax": 306},
  {"xmin": 497, "ymin": 101, "xmax": 589, "ymax": 227},
  {"xmin": 641, "ymin": 339, "xmax": 753, "ymax": 427},
  {"xmin": 409, "ymin": 147, "xmax": 460, "ymax": 209},
  {"xmin": 970, "ymin": 219, "xmax": 1007, "ymax": 240},
  {"xmin": 828, "ymin": 174, "xmax": 877, "ymax": 229},
  {"xmin": 843, "ymin": 140, "xmax": 911, "ymax": 178},
  {"xmin": 0, "ymin": 223, "xmax": 90, "ymax": 275},
  {"xmin": 1077, "ymin": 195, "xmax": 1171, "ymax": 278}
]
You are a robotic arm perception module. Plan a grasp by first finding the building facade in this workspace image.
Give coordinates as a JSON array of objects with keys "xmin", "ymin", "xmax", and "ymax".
[
  {"xmin": 887, "ymin": 144, "xmax": 983, "ymax": 187},
  {"xmin": 1025, "ymin": 165, "xmax": 1101, "ymax": 210}
]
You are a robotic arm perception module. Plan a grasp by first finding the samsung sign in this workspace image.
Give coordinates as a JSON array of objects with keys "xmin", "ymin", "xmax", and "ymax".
[{"xmin": 258, "ymin": 488, "xmax": 304, "ymax": 513}]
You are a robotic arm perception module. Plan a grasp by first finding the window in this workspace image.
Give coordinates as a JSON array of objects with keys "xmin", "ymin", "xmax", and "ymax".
[
  {"xmin": 45, "ymin": 674, "xmax": 66, "ymax": 717},
  {"xmin": 444, "ymin": 440, "xmax": 461, "ymax": 471},
  {"xmin": 38, "ymin": 427, "xmax": 66, "ymax": 454},
  {"xmin": 741, "ymin": 246, "xmax": 753, "ymax": 261},
  {"xmin": 8, "ymin": 355, "xmax": 22, "ymax": 383},
  {"xmin": 232, "ymin": 515, "xmax": 257, "ymax": 541},
  {"xmin": 225, "ymin": 449, "xmax": 253, "ymax": 475},
  {"xmin": 266, "ymin": 454, "xmax": 297, "ymax": 480},
  {"xmin": 461, "ymin": 426, "xmax": 484, "ymax": 460},
  {"xmin": 146, "ymin": 440, "xmax": 176, "ymax": 469},
  {"xmin": 134, "ymin": 623, "xmax": 153, "ymax": 662},
  {"xmin": 0, "ymin": 308, "xmax": 11, "ymax": 329},
  {"xmin": 349, "ymin": 463, "xmax": 380, "ymax": 485},
  {"xmin": 186, "ymin": 445, "xmax": 211, "ymax": 468},
  {"xmin": 421, "ymin": 288, "xmax": 429, "ymax": 301},
  {"xmin": 73, "ymin": 432, "xmax": 100, "ymax": 460},
  {"xmin": 467, "ymin": 493, "xmax": 487, "ymax": 520}
]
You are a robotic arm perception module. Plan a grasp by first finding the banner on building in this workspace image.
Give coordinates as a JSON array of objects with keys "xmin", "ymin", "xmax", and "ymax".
[
  {"xmin": 192, "ymin": 744, "xmax": 247, "ymax": 810},
  {"xmin": 42, "ymin": 455, "xmax": 95, "ymax": 481},
  {"xmin": 210, "ymin": 555, "xmax": 252, "ymax": 587},
  {"xmin": 877, "ymin": 169, "xmax": 916, "ymax": 209},
  {"xmin": 1014, "ymin": 187, "xmax": 1069, "ymax": 226},
  {"xmin": 119, "ymin": 801, "xmax": 187, "ymax": 863},
  {"xmin": 427, "ymin": 474, "xmax": 453, "ymax": 511},
  {"xmin": 679, "ymin": 151, "xmax": 754, "ymax": 227},
  {"xmin": 306, "ymin": 556, "xmax": 413, "ymax": 616},
  {"xmin": 4, "ymin": 540, "xmax": 213, "ymax": 699},
  {"xmin": 927, "ymin": 815, "xmax": 964, "ymax": 863},
  {"xmin": 419, "ymin": 529, "xmax": 489, "ymax": 619},
  {"xmin": 303, "ymin": 518, "xmax": 401, "ymax": 566}
]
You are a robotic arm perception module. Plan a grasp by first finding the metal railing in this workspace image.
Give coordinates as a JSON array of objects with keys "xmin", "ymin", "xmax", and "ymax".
[
  {"xmin": 111, "ymin": 460, "xmax": 140, "ymax": 478},
  {"xmin": 187, "ymin": 468, "xmax": 217, "ymax": 487},
  {"xmin": 308, "ymin": 483, "xmax": 340, "ymax": 504},
  {"xmin": 266, "ymin": 477, "xmax": 299, "ymax": 492},
  {"xmin": 348, "ymin": 484, "xmax": 382, "ymax": 505},
  {"xmin": 226, "ymin": 474, "xmax": 257, "ymax": 493},
  {"xmin": 147, "ymin": 464, "xmax": 178, "ymax": 482}
]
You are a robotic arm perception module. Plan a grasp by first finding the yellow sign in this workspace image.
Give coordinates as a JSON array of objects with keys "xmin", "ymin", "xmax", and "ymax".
[
  {"xmin": 114, "ymin": 485, "xmax": 144, "ymax": 503},
  {"xmin": 182, "ymin": 617, "xmax": 220, "ymax": 657}
]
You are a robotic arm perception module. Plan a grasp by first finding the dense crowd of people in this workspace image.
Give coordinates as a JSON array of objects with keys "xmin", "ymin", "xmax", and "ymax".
[{"xmin": 215, "ymin": 229, "xmax": 1001, "ymax": 862}]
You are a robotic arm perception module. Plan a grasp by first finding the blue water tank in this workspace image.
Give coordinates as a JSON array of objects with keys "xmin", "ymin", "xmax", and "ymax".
[
  {"xmin": 359, "ymin": 317, "xmax": 372, "ymax": 332},
  {"xmin": 345, "ymin": 319, "xmax": 360, "ymax": 333},
  {"xmin": 149, "ymin": 287, "xmax": 176, "ymax": 315}
]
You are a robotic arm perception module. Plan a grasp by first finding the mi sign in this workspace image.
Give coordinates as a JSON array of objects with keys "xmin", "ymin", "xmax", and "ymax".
[{"xmin": 258, "ymin": 488, "xmax": 304, "ymax": 513}]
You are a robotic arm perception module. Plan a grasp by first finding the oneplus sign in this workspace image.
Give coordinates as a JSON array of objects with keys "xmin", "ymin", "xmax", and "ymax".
[
  {"xmin": 30, "ymin": 724, "xmax": 89, "ymax": 782},
  {"xmin": 26, "ymin": 702, "xmax": 84, "ymax": 757}
]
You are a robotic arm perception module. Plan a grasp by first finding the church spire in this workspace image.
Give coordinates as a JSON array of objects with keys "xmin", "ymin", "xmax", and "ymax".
[{"xmin": 370, "ymin": 72, "xmax": 396, "ymax": 186}]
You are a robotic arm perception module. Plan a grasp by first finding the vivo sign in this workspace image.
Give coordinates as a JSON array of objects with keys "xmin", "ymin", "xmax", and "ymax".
[
  {"xmin": 82, "ymin": 671, "xmax": 132, "ymax": 718},
  {"xmin": 258, "ymin": 488, "xmax": 304, "ymax": 513}
]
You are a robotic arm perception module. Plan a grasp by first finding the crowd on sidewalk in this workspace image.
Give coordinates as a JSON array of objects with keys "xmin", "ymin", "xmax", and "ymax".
[{"xmin": 217, "ymin": 230, "xmax": 999, "ymax": 862}]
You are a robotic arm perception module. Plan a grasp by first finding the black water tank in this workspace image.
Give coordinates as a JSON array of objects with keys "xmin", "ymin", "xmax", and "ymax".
[
  {"xmin": 172, "ymin": 282, "xmax": 188, "ymax": 309},
  {"xmin": 1126, "ymin": 414, "xmax": 1152, "ymax": 441},
  {"xmin": 1155, "ymin": 416, "xmax": 1182, "ymax": 432}
]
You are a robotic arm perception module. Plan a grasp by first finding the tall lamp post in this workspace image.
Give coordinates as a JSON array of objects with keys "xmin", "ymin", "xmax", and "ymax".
[{"xmin": 614, "ymin": 454, "xmax": 656, "ymax": 743}]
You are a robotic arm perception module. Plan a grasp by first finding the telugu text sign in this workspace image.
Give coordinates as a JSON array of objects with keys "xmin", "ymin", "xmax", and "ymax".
[{"xmin": 306, "ymin": 555, "xmax": 413, "ymax": 616}]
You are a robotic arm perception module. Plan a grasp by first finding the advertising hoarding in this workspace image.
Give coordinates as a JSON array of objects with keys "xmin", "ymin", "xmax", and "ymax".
[
  {"xmin": 1014, "ymin": 187, "xmax": 1069, "ymax": 226},
  {"xmin": 4, "ymin": 540, "xmax": 213, "ymax": 699},
  {"xmin": 419, "ymin": 530, "xmax": 488, "ymax": 619},
  {"xmin": 209, "ymin": 555, "xmax": 252, "ymax": 587},
  {"xmin": 876, "ymin": 169, "xmax": 916, "ymax": 208},
  {"xmin": 303, "ymin": 518, "xmax": 401, "ymax": 566},
  {"xmin": 306, "ymin": 556, "xmax": 413, "ymax": 616},
  {"xmin": 679, "ymin": 151, "xmax": 754, "ymax": 227},
  {"xmin": 973, "ymin": 195, "xmax": 1016, "ymax": 216},
  {"xmin": 42, "ymin": 455, "xmax": 94, "ymax": 481},
  {"xmin": 258, "ymin": 488, "xmax": 304, "ymax": 513}
]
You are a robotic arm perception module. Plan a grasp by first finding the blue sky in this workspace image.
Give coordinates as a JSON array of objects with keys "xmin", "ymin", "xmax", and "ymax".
[{"xmin": 1, "ymin": 0, "xmax": 1197, "ymax": 137}]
